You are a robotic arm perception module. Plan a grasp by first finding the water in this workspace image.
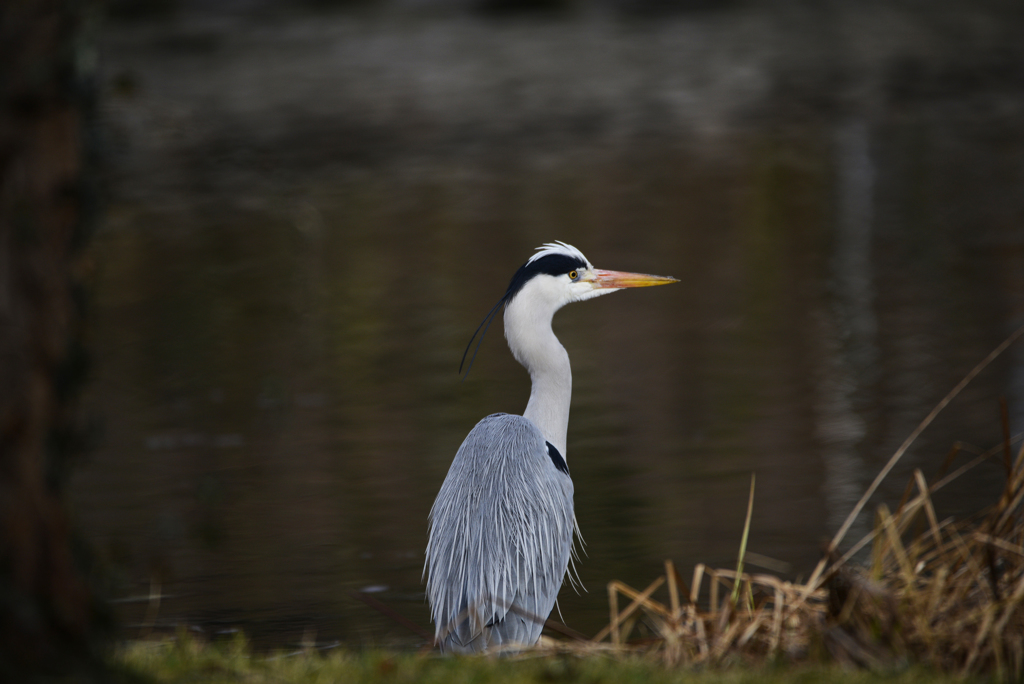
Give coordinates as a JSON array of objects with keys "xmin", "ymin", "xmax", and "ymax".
[{"xmin": 74, "ymin": 5, "xmax": 1024, "ymax": 648}]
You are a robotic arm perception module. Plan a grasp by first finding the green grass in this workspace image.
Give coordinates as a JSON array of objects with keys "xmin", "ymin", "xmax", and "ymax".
[{"xmin": 115, "ymin": 633, "xmax": 987, "ymax": 684}]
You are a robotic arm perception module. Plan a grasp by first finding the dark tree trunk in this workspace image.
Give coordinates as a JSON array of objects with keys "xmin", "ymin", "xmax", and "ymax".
[{"xmin": 0, "ymin": 0, "xmax": 108, "ymax": 679}]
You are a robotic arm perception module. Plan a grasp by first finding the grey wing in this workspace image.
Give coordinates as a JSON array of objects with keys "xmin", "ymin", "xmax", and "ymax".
[{"xmin": 424, "ymin": 413, "xmax": 576, "ymax": 653}]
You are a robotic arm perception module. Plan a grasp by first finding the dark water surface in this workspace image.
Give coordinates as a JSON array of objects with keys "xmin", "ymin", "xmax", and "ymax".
[{"xmin": 74, "ymin": 6, "xmax": 1024, "ymax": 648}]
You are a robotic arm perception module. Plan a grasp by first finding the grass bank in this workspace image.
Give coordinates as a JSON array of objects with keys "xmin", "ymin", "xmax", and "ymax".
[{"xmin": 117, "ymin": 634, "xmax": 981, "ymax": 684}]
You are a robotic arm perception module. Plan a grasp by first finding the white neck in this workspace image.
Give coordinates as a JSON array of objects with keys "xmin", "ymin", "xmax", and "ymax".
[{"xmin": 503, "ymin": 293, "xmax": 572, "ymax": 459}]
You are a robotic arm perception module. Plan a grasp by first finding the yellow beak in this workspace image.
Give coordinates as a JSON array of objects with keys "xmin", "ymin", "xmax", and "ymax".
[{"xmin": 588, "ymin": 269, "xmax": 679, "ymax": 289}]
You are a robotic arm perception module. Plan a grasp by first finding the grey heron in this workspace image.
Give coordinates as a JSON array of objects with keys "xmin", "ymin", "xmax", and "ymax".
[{"xmin": 424, "ymin": 241, "xmax": 677, "ymax": 653}]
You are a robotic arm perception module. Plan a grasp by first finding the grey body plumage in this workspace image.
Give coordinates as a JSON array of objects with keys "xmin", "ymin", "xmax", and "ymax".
[
  {"xmin": 425, "ymin": 413, "xmax": 575, "ymax": 652},
  {"xmin": 424, "ymin": 242, "xmax": 677, "ymax": 653}
]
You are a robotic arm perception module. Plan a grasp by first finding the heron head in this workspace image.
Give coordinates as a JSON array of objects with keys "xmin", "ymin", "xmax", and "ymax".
[
  {"xmin": 459, "ymin": 241, "xmax": 677, "ymax": 377},
  {"xmin": 506, "ymin": 241, "xmax": 679, "ymax": 309}
]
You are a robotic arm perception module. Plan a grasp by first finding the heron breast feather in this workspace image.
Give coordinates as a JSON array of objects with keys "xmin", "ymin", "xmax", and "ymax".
[{"xmin": 425, "ymin": 413, "xmax": 576, "ymax": 651}]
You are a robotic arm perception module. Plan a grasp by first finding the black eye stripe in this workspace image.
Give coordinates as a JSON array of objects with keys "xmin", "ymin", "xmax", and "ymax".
[
  {"xmin": 504, "ymin": 254, "xmax": 587, "ymax": 302},
  {"xmin": 525, "ymin": 255, "xmax": 586, "ymax": 278}
]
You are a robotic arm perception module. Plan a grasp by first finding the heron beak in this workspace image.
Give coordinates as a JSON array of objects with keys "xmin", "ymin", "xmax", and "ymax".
[{"xmin": 589, "ymin": 269, "xmax": 679, "ymax": 289}]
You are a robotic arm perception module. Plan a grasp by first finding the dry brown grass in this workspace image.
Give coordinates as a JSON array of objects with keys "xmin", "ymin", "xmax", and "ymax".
[{"xmin": 573, "ymin": 326, "xmax": 1024, "ymax": 679}]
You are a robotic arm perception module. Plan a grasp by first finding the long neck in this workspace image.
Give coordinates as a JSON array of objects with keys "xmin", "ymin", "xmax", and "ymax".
[{"xmin": 503, "ymin": 297, "xmax": 572, "ymax": 459}]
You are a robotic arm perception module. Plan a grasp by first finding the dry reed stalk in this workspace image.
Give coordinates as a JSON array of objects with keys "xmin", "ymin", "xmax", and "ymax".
[
  {"xmin": 587, "ymin": 559, "xmax": 828, "ymax": 664},
  {"xmin": 581, "ymin": 327, "xmax": 1024, "ymax": 678},
  {"xmin": 582, "ymin": 440, "xmax": 1024, "ymax": 676}
]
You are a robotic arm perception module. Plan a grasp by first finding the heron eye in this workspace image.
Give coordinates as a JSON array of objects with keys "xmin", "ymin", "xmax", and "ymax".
[{"xmin": 568, "ymin": 270, "xmax": 579, "ymax": 280}]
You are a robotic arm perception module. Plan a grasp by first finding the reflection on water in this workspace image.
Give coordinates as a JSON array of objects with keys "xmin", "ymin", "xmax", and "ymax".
[
  {"xmin": 75, "ymin": 6, "xmax": 1024, "ymax": 647},
  {"xmin": 818, "ymin": 116, "xmax": 875, "ymax": 539}
]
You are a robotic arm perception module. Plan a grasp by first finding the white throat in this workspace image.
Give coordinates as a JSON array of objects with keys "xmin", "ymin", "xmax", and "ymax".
[{"xmin": 503, "ymin": 291, "xmax": 572, "ymax": 459}]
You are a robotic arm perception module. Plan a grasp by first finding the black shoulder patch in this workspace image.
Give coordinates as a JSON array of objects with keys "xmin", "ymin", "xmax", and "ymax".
[{"xmin": 546, "ymin": 441, "xmax": 569, "ymax": 475}]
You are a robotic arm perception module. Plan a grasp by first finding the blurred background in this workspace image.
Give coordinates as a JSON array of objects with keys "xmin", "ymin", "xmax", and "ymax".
[{"xmin": 71, "ymin": 0, "xmax": 1023, "ymax": 650}]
